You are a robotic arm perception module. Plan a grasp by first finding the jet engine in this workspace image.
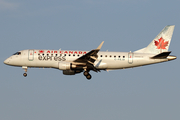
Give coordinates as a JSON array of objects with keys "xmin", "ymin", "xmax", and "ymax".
[
  {"xmin": 58, "ymin": 61, "xmax": 76, "ymax": 70},
  {"xmin": 58, "ymin": 61, "xmax": 84, "ymax": 70},
  {"xmin": 59, "ymin": 61, "xmax": 84, "ymax": 75}
]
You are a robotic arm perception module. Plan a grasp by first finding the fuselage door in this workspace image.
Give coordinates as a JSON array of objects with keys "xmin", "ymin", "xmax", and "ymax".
[
  {"xmin": 28, "ymin": 50, "xmax": 34, "ymax": 61},
  {"xmin": 128, "ymin": 52, "xmax": 133, "ymax": 64}
]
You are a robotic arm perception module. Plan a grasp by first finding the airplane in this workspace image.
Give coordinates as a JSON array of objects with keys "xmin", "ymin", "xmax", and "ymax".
[{"xmin": 4, "ymin": 25, "xmax": 177, "ymax": 80}]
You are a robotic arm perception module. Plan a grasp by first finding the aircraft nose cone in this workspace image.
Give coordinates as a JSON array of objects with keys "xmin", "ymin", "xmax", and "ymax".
[{"xmin": 4, "ymin": 58, "xmax": 9, "ymax": 65}]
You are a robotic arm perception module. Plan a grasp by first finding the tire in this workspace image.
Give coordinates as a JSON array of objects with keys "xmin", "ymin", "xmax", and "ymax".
[
  {"xmin": 86, "ymin": 74, "xmax": 92, "ymax": 80},
  {"xmin": 83, "ymin": 71, "xmax": 89, "ymax": 76},
  {"xmin": 23, "ymin": 73, "xmax": 27, "ymax": 77}
]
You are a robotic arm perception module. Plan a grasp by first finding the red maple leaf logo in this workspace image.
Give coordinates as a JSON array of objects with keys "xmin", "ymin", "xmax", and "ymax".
[
  {"xmin": 39, "ymin": 50, "xmax": 44, "ymax": 53},
  {"xmin": 154, "ymin": 37, "xmax": 169, "ymax": 49}
]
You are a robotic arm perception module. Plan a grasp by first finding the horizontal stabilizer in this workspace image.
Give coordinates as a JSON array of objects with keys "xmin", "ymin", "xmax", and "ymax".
[{"xmin": 151, "ymin": 51, "xmax": 171, "ymax": 59}]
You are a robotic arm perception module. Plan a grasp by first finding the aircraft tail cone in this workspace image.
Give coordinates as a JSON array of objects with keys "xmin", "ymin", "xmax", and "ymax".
[{"xmin": 167, "ymin": 55, "xmax": 177, "ymax": 61}]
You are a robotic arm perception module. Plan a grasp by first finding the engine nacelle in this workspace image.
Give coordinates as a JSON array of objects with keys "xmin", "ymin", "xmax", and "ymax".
[
  {"xmin": 58, "ymin": 61, "xmax": 84, "ymax": 70},
  {"xmin": 59, "ymin": 62, "xmax": 83, "ymax": 75},
  {"xmin": 63, "ymin": 70, "xmax": 82, "ymax": 75},
  {"xmin": 59, "ymin": 61, "xmax": 76, "ymax": 70}
]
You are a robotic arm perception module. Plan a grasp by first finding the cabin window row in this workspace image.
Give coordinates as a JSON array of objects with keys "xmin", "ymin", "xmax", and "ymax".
[
  {"xmin": 100, "ymin": 55, "xmax": 125, "ymax": 58},
  {"xmin": 39, "ymin": 54, "xmax": 81, "ymax": 57},
  {"xmin": 39, "ymin": 54, "xmax": 126, "ymax": 58}
]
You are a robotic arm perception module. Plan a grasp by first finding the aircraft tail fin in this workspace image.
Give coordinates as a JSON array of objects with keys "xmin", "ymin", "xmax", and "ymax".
[{"xmin": 134, "ymin": 25, "xmax": 175, "ymax": 54}]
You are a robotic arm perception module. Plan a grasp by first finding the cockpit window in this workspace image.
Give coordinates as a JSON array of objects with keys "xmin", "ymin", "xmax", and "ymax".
[{"xmin": 13, "ymin": 52, "xmax": 21, "ymax": 55}]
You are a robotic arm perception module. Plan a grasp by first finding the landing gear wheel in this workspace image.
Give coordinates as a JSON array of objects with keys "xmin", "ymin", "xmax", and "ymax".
[
  {"xmin": 86, "ymin": 74, "xmax": 92, "ymax": 80},
  {"xmin": 23, "ymin": 73, "xmax": 27, "ymax": 77},
  {"xmin": 84, "ymin": 71, "xmax": 89, "ymax": 76}
]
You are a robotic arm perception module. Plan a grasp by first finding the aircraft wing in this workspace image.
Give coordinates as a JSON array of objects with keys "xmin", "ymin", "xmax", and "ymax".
[{"xmin": 73, "ymin": 41, "xmax": 104, "ymax": 72}]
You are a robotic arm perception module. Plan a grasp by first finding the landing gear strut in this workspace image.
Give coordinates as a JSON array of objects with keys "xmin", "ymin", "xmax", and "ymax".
[{"xmin": 83, "ymin": 71, "xmax": 92, "ymax": 80}]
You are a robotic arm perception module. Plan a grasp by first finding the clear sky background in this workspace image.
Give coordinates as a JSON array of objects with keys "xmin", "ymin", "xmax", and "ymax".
[{"xmin": 0, "ymin": 0, "xmax": 180, "ymax": 120}]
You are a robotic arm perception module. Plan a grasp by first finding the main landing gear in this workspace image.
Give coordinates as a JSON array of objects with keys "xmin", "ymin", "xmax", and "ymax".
[
  {"xmin": 83, "ymin": 71, "xmax": 92, "ymax": 80},
  {"xmin": 22, "ymin": 66, "xmax": 28, "ymax": 77}
]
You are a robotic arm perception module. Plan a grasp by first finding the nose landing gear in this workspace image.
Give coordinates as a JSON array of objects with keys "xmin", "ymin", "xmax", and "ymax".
[{"xmin": 22, "ymin": 66, "xmax": 28, "ymax": 77}]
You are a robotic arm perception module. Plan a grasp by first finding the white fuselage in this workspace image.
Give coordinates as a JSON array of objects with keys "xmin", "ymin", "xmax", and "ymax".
[
  {"xmin": 3, "ymin": 26, "xmax": 176, "ymax": 79},
  {"xmin": 4, "ymin": 49, "xmax": 171, "ymax": 70}
]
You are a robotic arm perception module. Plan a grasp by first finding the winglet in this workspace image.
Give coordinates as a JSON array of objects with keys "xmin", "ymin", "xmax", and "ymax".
[{"xmin": 97, "ymin": 41, "xmax": 104, "ymax": 50}]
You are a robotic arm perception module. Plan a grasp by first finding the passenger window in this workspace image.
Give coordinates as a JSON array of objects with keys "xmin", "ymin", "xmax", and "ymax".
[
  {"xmin": 101, "ymin": 55, "xmax": 103, "ymax": 57},
  {"xmin": 110, "ymin": 55, "xmax": 112, "ymax": 57},
  {"xmin": 105, "ymin": 55, "xmax": 107, "ymax": 57},
  {"xmin": 118, "ymin": 56, "xmax": 120, "ymax": 58},
  {"xmin": 64, "ymin": 54, "xmax": 66, "ymax": 56},
  {"xmin": 123, "ymin": 56, "xmax": 125, "ymax": 58},
  {"xmin": 69, "ymin": 54, "xmax": 71, "ymax": 56},
  {"xmin": 114, "ymin": 56, "xmax": 116, "ymax": 58},
  {"xmin": 73, "ymin": 54, "xmax": 75, "ymax": 56}
]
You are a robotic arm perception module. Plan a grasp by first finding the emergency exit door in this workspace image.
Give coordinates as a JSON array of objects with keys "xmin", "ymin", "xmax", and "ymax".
[{"xmin": 28, "ymin": 50, "xmax": 34, "ymax": 61}]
